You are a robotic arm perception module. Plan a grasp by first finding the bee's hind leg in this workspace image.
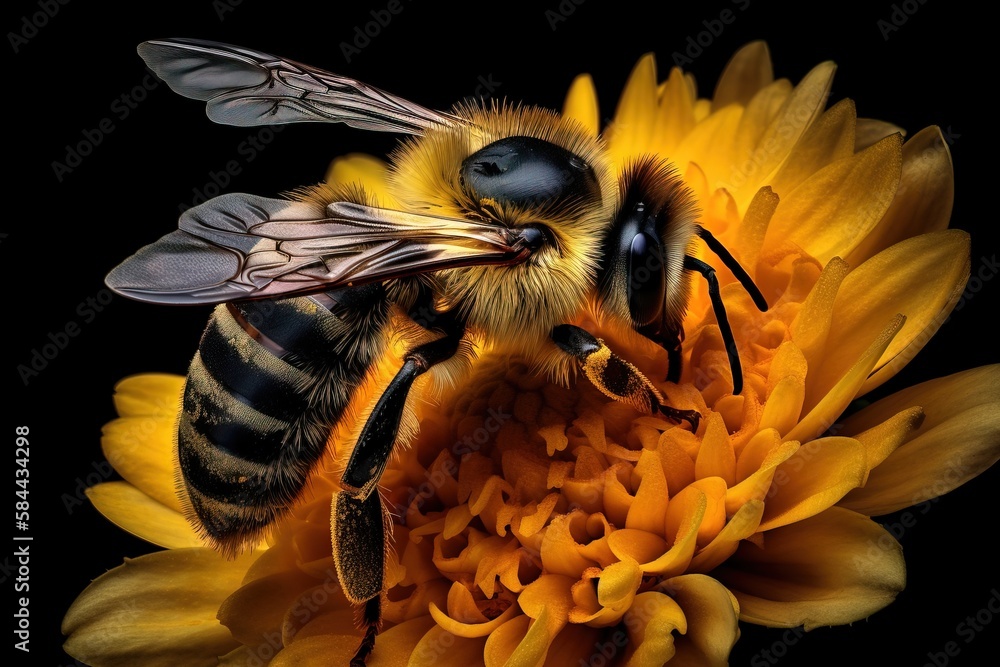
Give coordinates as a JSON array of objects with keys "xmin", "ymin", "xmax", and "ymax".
[
  {"xmin": 333, "ymin": 320, "xmax": 464, "ymax": 665},
  {"xmin": 552, "ymin": 324, "xmax": 700, "ymax": 430}
]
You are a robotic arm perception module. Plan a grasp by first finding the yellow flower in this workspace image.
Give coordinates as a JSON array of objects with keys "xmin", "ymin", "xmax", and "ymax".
[{"xmin": 63, "ymin": 42, "xmax": 999, "ymax": 666}]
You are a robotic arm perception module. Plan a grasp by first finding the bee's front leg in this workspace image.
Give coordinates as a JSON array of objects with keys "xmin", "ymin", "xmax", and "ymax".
[
  {"xmin": 333, "ymin": 318, "xmax": 464, "ymax": 666},
  {"xmin": 551, "ymin": 324, "xmax": 700, "ymax": 430}
]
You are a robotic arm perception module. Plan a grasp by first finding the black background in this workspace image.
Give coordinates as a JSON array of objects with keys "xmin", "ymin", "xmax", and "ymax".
[{"xmin": 6, "ymin": 1, "xmax": 997, "ymax": 665}]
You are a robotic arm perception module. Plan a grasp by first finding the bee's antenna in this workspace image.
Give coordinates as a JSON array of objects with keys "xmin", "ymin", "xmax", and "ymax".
[{"xmin": 696, "ymin": 225, "xmax": 769, "ymax": 312}]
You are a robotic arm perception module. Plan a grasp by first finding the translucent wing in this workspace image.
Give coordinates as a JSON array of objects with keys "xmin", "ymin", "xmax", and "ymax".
[
  {"xmin": 138, "ymin": 38, "xmax": 464, "ymax": 134},
  {"xmin": 106, "ymin": 194, "xmax": 536, "ymax": 304}
]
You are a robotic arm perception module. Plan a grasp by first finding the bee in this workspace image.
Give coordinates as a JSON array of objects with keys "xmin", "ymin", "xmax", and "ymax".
[{"xmin": 106, "ymin": 38, "xmax": 768, "ymax": 664}]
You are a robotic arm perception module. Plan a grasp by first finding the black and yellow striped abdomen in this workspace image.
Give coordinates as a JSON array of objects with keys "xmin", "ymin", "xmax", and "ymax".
[{"xmin": 177, "ymin": 285, "xmax": 389, "ymax": 553}]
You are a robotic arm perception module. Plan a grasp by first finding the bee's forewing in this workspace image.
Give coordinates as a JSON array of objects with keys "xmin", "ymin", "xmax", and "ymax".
[
  {"xmin": 106, "ymin": 194, "xmax": 530, "ymax": 305},
  {"xmin": 138, "ymin": 38, "xmax": 464, "ymax": 134}
]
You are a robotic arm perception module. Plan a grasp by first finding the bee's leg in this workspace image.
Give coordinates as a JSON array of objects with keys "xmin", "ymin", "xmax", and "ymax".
[
  {"xmin": 333, "ymin": 321, "xmax": 464, "ymax": 665},
  {"xmin": 552, "ymin": 324, "xmax": 700, "ymax": 430},
  {"xmin": 638, "ymin": 321, "xmax": 684, "ymax": 384}
]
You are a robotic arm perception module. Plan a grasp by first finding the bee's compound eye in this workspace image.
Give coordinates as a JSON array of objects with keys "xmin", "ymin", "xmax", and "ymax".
[
  {"xmin": 460, "ymin": 136, "xmax": 600, "ymax": 210},
  {"xmin": 627, "ymin": 230, "xmax": 665, "ymax": 327},
  {"xmin": 518, "ymin": 224, "xmax": 549, "ymax": 252}
]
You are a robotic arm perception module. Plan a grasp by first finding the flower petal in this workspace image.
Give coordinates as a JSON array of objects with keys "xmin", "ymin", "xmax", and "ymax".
[
  {"xmin": 622, "ymin": 591, "xmax": 686, "ymax": 666},
  {"xmin": 768, "ymin": 98, "xmax": 857, "ymax": 198},
  {"xmin": 101, "ymin": 414, "xmax": 182, "ymax": 513},
  {"xmin": 757, "ymin": 437, "xmax": 866, "ymax": 531},
  {"xmin": 732, "ymin": 60, "xmax": 836, "ymax": 199},
  {"xmin": 325, "ymin": 153, "xmax": 393, "ymax": 204},
  {"xmin": 64, "ymin": 548, "xmax": 258, "ymax": 667},
  {"xmin": 857, "ymin": 232, "xmax": 971, "ymax": 394},
  {"xmin": 715, "ymin": 507, "xmax": 905, "ymax": 628},
  {"xmin": 764, "ymin": 134, "xmax": 902, "ymax": 264},
  {"xmin": 606, "ymin": 53, "xmax": 658, "ymax": 163},
  {"xmin": 712, "ymin": 41, "xmax": 773, "ymax": 110},
  {"xmin": 663, "ymin": 574, "xmax": 740, "ymax": 667},
  {"xmin": 111, "ymin": 374, "xmax": 184, "ymax": 418},
  {"xmin": 562, "ymin": 73, "xmax": 599, "ymax": 138},
  {"xmin": 789, "ymin": 314, "xmax": 905, "ymax": 444},
  {"xmin": 839, "ymin": 365, "xmax": 1000, "ymax": 515},
  {"xmin": 218, "ymin": 569, "xmax": 321, "ymax": 647},
  {"xmin": 87, "ymin": 482, "xmax": 202, "ymax": 549},
  {"xmin": 846, "ymin": 126, "xmax": 954, "ymax": 266}
]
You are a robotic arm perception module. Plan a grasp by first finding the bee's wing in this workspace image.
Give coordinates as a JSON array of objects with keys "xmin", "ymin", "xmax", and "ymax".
[
  {"xmin": 106, "ymin": 194, "xmax": 531, "ymax": 305},
  {"xmin": 138, "ymin": 38, "xmax": 463, "ymax": 134}
]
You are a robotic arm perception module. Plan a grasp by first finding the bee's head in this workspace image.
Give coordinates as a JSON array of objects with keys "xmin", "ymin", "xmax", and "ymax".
[{"xmin": 390, "ymin": 104, "xmax": 616, "ymax": 345}]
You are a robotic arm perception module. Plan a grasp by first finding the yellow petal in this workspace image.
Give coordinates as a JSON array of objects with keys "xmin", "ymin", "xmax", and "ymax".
[
  {"xmin": 325, "ymin": 153, "xmax": 393, "ymax": 204},
  {"xmin": 768, "ymin": 98, "xmax": 857, "ymax": 198},
  {"xmin": 695, "ymin": 413, "xmax": 736, "ymax": 485},
  {"xmin": 101, "ymin": 415, "xmax": 182, "ymax": 512},
  {"xmin": 712, "ymin": 41, "xmax": 773, "ymax": 110},
  {"xmin": 271, "ymin": 617, "xmax": 436, "ymax": 667},
  {"xmin": 607, "ymin": 53, "xmax": 658, "ymax": 163},
  {"xmin": 854, "ymin": 118, "xmax": 905, "ymax": 150},
  {"xmin": 758, "ymin": 437, "xmax": 866, "ymax": 531},
  {"xmin": 846, "ymin": 126, "xmax": 955, "ymax": 266},
  {"xmin": 733, "ymin": 61, "xmax": 836, "ymax": 198},
  {"xmin": 855, "ymin": 232, "xmax": 970, "ymax": 394},
  {"xmin": 728, "ymin": 438, "xmax": 799, "ymax": 514},
  {"xmin": 839, "ymin": 365, "xmax": 1000, "ymax": 515},
  {"xmin": 111, "ymin": 373, "xmax": 184, "ymax": 418},
  {"xmin": 413, "ymin": 626, "xmax": 487, "ymax": 667},
  {"xmin": 218, "ymin": 569, "xmax": 321, "ymax": 647},
  {"xmin": 562, "ymin": 74, "xmax": 599, "ymax": 138},
  {"xmin": 764, "ymin": 134, "xmax": 902, "ymax": 264},
  {"xmin": 734, "ymin": 185, "xmax": 779, "ymax": 276},
  {"xmin": 505, "ymin": 575, "xmax": 575, "ymax": 667},
  {"xmin": 688, "ymin": 500, "xmax": 764, "ymax": 573},
  {"xmin": 663, "ymin": 574, "xmax": 740, "ymax": 667},
  {"xmin": 429, "ymin": 582, "xmax": 520, "ymax": 638},
  {"xmin": 816, "ymin": 231, "xmax": 968, "ymax": 399},
  {"xmin": 790, "ymin": 314, "xmax": 905, "ymax": 444},
  {"xmin": 639, "ymin": 487, "xmax": 706, "ymax": 576},
  {"xmin": 626, "ymin": 450, "xmax": 668, "ymax": 533},
  {"xmin": 484, "ymin": 616, "xmax": 527, "ymax": 667},
  {"xmin": 715, "ymin": 507, "xmax": 905, "ymax": 628},
  {"xmin": 790, "ymin": 257, "xmax": 850, "ymax": 376},
  {"xmin": 758, "ymin": 342, "xmax": 808, "ymax": 437},
  {"xmin": 86, "ymin": 482, "xmax": 202, "ymax": 549},
  {"xmin": 622, "ymin": 591, "xmax": 686, "ymax": 666},
  {"xmin": 653, "ymin": 67, "xmax": 696, "ymax": 156},
  {"xmin": 64, "ymin": 548, "xmax": 258, "ymax": 667},
  {"xmin": 851, "ymin": 407, "xmax": 925, "ymax": 484}
]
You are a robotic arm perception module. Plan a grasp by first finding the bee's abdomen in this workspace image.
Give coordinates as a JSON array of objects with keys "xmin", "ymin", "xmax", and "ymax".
[{"xmin": 177, "ymin": 285, "xmax": 388, "ymax": 552}]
